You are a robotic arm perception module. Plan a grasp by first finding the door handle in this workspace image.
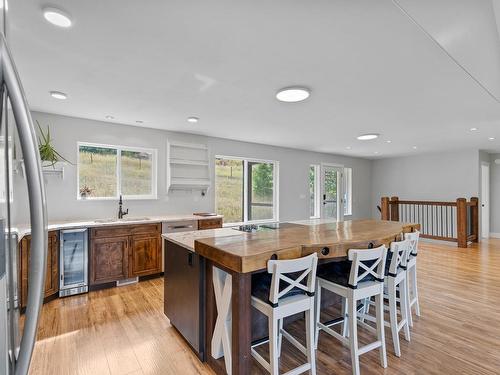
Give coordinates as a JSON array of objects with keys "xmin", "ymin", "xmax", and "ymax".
[{"xmin": 1, "ymin": 33, "xmax": 48, "ymax": 375}]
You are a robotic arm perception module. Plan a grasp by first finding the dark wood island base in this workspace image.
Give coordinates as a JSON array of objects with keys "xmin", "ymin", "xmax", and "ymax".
[{"xmin": 164, "ymin": 219, "xmax": 419, "ymax": 375}]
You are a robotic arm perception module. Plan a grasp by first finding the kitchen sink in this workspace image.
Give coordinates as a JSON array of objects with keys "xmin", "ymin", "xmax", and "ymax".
[
  {"xmin": 94, "ymin": 218, "xmax": 116, "ymax": 223},
  {"xmin": 93, "ymin": 217, "xmax": 150, "ymax": 224},
  {"xmin": 120, "ymin": 216, "xmax": 150, "ymax": 221}
]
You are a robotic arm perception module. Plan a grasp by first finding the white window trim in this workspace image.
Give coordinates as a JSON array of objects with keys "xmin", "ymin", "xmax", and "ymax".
[
  {"xmin": 215, "ymin": 155, "xmax": 279, "ymax": 226},
  {"xmin": 344, "ymin": 167, "xmax": 353, "ymax": 216},
  {"xmin": 310, "ymin": 164, "xmax": 321, "ymax": 219},
  {"xmin": 77, "ymin": 141, "xmax": 158, "ymax": 201}
]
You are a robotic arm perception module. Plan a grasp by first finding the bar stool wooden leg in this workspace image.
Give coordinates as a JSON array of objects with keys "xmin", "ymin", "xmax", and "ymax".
[
  {"xmin": 375, "ymin": 293, "xmax": 388, "ymax": 369},
  {"xmin": 400, "ymin": 278, "xmax": 411, "ymax": 342},
  {"xmin": 348, "ymin": 293, "xmax": 360, "ymax": 375},
  {"xmin": 305, "ymin": 308, "xmax": 316, "ymax": 375},
  {"xmin": 269, "ymin": 314, "xmax": 279, "ymax": 375},
  {"xmin": 411, "ymin": 265, "xmax": 421, "ymax": 316},
  {"xmin": 388, "ymin": 279, "xmax": 401, "ymax": 357},
  {"xmin": 314, "ymin": 281, "xmax": 322, "ymax": 349}
]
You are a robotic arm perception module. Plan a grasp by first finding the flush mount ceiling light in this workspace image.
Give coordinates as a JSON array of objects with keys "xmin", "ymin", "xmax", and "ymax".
[
  {"xmin": 43, "ymin": 7, "xmax": 72, "ymax": 28},
  {"xmin": 49, "ymin": 91, "xmax": 67, "ymax": 100},
  {"xmin": 357, "ymin": 133, "xmax": 379, "ymax": 141},
  {"xmin": 187, "ymin": 116, "xmax": 199, "ymax": 123},
  {"xmin": 276, "ymin": 87, "xmax": 310, "ymax": 102}
]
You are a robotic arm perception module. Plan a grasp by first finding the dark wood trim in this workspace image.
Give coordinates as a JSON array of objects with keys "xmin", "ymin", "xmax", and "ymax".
[
  {"xmin": 457, "ymin": 198, "xmax": 467, "ymax": 248},
  {"xmin": 231, "ymin": 272, "xmax": 252, "ymax": 375}
]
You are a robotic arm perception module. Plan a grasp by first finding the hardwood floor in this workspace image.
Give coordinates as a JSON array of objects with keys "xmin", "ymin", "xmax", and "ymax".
[{"xmin": 30, "ymin": 239, "xmax": 500, "ymax": 374}]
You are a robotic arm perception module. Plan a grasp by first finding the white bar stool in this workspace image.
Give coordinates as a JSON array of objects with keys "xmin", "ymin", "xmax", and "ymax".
[
  {"xmin": 315, "ymin": 246, "xmax": 388, "ymax": 375},
  {"xmin": 360, "ymin": 239, "xmax": 412, "ymax": 357},
  {"xmin": 251, "ymin": 253, "xmax": 318, "ymax": 375},
  {"xmin": 404, "ymin": 231, "xmax": 421, "ymax": 326}
]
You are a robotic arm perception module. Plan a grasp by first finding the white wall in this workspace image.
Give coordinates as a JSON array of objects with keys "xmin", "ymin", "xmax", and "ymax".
[
  {"xmin": 12, "ymin": 112, "xmax": 373, "ymax": 225},
  {"xmin": 371, "ymin": 150, "xmax": 481, "ymax": 218},
  {"xmin": 490, "ymin": 153, "xmax": 500, "ymax": 235}
]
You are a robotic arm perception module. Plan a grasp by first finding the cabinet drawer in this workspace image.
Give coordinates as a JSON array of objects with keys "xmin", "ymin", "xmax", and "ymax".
[
  {"xmin": 198, "ymin": 218, "xmax": 222, "ymax": 230},
  {"xmin": 162, "ymin": 220, "xmax": 198, "ymax": 233},
  {"xmin": 91, "ymin": 223, "xmax": 161, "ymax": 239}
]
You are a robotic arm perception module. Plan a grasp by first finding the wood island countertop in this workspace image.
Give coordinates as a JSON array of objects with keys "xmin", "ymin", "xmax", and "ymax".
[{"xmin": 164, "ymin": 219, "xmax": 419, "ymax": 273}]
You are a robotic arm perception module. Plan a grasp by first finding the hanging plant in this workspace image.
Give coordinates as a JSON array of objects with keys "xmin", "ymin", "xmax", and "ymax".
[{"xmin": 36, "ymin": 121, "xmax": 73, "ymax": 167}]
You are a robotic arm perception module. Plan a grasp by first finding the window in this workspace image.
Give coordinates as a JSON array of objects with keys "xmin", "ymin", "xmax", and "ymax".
[
  {"xmin": 309, "ymin": 165, "xmax": 320, "ymax": 218},
  {"xmin": 215, "ymin": 156, "xmax": 278, "ymax": 224},
  {"xmin": 343, "ymin": 167, "xmax": 352, "ymax": 216},
  {"xmin": 78, "ymin": 142, "xmax": 157, "ymax": 200}
]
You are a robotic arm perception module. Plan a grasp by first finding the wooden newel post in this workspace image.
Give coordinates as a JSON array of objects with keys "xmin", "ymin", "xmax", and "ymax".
[
  {"xmin": 390, "ymin": 196, "xmax": 399, "ymax": 222},
  {"xmin": 457, "ymin": 198, "xmax": 467, "ymax": 248},
  {"xmin": 381, "ymin": 197, "xmax": 390, "ymax": 220},
  {"xmin": 470, "ymin": 197, "xmax": 479, "ymax": 243}
]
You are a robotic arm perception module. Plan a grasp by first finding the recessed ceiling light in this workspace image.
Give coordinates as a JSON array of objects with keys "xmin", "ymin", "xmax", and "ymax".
[
  {"xmin": 187, "ymin": 116, "xmax": 199, "ymax": 123},
  {"xmin": 357, "ymin": 134, "xmax": 379, "ymax": 141},
  {"xmin": 386, "ymin": 140, "xmax": 392, "ymax": 144},
  {"xmin": 488, "ymin": 137, "xmax": 495, "ymax": 141},
  {"xmin": 49, "ymin": 91, "xmax": 67, "ymax": 100},
  {"xmin": 43, "ymin": 7, "xmax": 72, "ymax": 28},
  {"xmin": 374, "ymin": 151, "xmax": 380, "ymax": 154},
  {"xmin": 345, "ymin": 146, "xmax": 352, "ymax": 150},
  {"xmin": 105, "ymin": 115, "xmax": 114, "ymax": 120},
  {"xmin": 470, "ymin": 127, "xmax": 478, "ymax": 131},
  {"xmin": 412, "ymin": 146, "xmax": 418, "ymax": 149},
  {"xmin": 276, "ymin": 87, "xmax": 310, "ymax": 102}
]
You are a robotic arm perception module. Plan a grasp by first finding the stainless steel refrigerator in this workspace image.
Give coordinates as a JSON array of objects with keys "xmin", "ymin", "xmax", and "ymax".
[{"xmin": 0, "ymin": 24, "xmax": 48, "ymax": 375}]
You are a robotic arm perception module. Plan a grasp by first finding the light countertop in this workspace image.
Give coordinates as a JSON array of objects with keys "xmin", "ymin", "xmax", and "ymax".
[
  {"xmin": 14, "ymin": 214, "xmax": 223, "ymax": 241},
  {"xmin": 162, "ymin": 227, "xmax": 245, "ymax": 251}
]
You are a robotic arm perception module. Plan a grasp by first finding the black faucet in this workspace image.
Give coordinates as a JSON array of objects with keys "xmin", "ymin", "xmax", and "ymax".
[{"xmin": 118, "ymin": 195, "xmax": 129, "ymax": 219}]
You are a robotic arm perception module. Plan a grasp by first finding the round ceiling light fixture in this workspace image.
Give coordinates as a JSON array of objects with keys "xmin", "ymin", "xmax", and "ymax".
[
  {"xmin": 49, "ymin": 91, "xmax": 67, "ymax": 100},
  {"xmin": 488, "ymin": 137, "xmax": 495, "ymax": 141},
  {"xmin": 187, "ymin": 116, "xmax": 199, "ymax": 123},
  {"xmin": 43, "ymin": 7, "xmax": 72, "ymax": 28},
  {"xmin": 276, "ymin": 87, "xmax": 310, "ymax": 102},
  {"xmin": 357, "ymin": 133, "xmax": 379, "ymax": 141}
]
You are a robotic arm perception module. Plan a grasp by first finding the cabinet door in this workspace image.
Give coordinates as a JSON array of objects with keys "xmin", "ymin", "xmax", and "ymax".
[
  {"xmin": 44, "ymin": 232, "xmax": 59, "ymax": 297},
  {"xmin": 19, "ymin": 231, "xmax": 59, "ymax": 308},
  {"xmin": 129, "ymin": 234, "xmax": 161, "ymax": 277},
  {"xmin": 90, "ymin": 236, "xmax": 129, "ymax": 285}
]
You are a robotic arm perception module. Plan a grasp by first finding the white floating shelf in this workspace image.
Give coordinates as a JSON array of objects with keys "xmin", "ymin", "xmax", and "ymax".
[{"xmin": 41, "ymin": 162, "xmax": 66, "ymax": 179}]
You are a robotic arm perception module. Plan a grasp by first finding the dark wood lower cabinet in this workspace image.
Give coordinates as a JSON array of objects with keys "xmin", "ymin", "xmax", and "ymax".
[
  {"xmin": 19, "ymin": 231, "xmax": 59, "ymax": 308},
  {"xmin": 90, "ymin": 235, "xmax": 129, "ymax": 285},
  {"xmin": 90, "ymin": 223, "xmax": 161, "ymax": 286},
  {"xmin": 129, "ymin": 233, "xmax": 161, "ymax": 277}
]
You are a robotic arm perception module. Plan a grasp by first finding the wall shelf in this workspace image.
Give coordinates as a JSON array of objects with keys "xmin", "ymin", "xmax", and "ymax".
[
  {"xmin": 167, "ymin": 140, "xmax": 210, "ymax": 193},
  {"xmin": 42, "ymin": 162, "xmax": 66, "ymax": 179}
]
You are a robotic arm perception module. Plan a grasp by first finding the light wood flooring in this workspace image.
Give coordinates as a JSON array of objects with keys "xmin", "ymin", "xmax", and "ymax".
[{"xmin": 29, "ymin": 239, "xmax": 500, "ymax": 374}]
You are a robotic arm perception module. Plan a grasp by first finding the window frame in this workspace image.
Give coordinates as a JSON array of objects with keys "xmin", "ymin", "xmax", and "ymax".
[
  {"xmin": 215, "ymin": 155, "xmax": 279, "ymax": 226},
  {"xmin": 77, "ymin": 141, "xmax": 158, "ymax": 201},
  {"xmin": 309, "ymin": 164, "xmax": 321, "ymax": 219},
  {"xmin": 344, "ymin": 167, "xmax": 353, "ymax": 216}
]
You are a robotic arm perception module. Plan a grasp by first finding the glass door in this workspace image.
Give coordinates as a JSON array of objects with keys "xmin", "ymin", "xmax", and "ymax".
[
  {"xmin": 60, "ymin": 229, "xmax": 88, "ymax": 290},
  {"xmin": 321, "ymin": 165, "xmax": 344, "ymax": 221}
]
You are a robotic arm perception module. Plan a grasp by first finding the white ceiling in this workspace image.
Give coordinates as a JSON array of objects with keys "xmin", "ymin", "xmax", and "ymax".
[{"xmin": 7, "ymin": 0, "xmax": 500, "ymax": 158}]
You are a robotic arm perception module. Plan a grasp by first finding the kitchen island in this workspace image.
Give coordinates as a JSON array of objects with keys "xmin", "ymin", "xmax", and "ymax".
[{"xmin": 163, "ymin": 219, "xmax": 419, "ymax": 375}]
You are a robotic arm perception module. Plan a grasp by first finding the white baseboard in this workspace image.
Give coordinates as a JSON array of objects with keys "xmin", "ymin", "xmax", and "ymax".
[{"xmin": 490, "ymin": 233, "xmax": 500, "ymax": 239}]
